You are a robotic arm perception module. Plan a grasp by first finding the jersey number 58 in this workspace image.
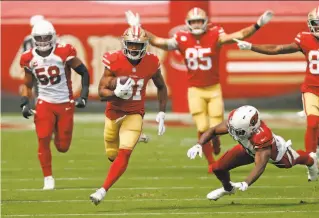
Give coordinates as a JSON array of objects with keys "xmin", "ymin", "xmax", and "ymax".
[
  {"xmin": 35, "ymin": 66, "xmax": 61, "ymax": 85},
  {"xmin": 185, "ymin": 48, "xmax": 212, "ymax": 71}
]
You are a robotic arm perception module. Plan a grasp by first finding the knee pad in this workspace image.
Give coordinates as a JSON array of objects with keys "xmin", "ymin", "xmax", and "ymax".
[
  {"xmin": 192, "ymin": 112, "xmax": 209, "ymax": 132},
  {"xmin": 106, "ymin": 148, "xmax": 118, "ymax": 162}
]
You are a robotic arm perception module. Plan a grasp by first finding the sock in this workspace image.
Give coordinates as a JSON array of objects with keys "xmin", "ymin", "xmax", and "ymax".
[
  {"xmin": 305, "ymin": 115, "xmax": 319, "ymax": 153},
  {"xmin": 295, "ymin": 150, "xmax": 314, "ymax": 166},
  {"xmin": 102, "ymin": 149, "xmax": 132, "ymax": 191},
  {"xmin": 38, "ymin": 137, "xmax": 52, "ymax": 177},
  {"xmin": 214, "ymin": 169, "xmax": 233, "ymax": 191},
  {"xmin": 198, "ymin": 132, "xmax": 214, "ymax": 165}
]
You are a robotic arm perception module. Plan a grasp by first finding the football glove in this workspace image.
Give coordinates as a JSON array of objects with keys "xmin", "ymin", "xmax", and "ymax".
[
  {"xmin": 156, "ymin": 111, "xmax": 166, "ymax": 136},
  {"xmin": 75, "ymin": 97, "xmax": 87, "ymax": 108},
  {"xmin": 257, "ymin": 10, "xmax": 274, "ymax": 27},
  {"xmin": 233, "ymin": 38, "xmax": 252, "ymax": 50},
  {"xmin": 125, "ymin": 10, "xmax": 141, "ymax": 27},
  {"xmin": 21, "ymin": 105, "xmax": 36, "ymax": 119},
  {"xmin": 231, "ymin": 182, "xmax": 249, "ymax": 191},
  {"xmin": 114, "ymin": 78, "xmax": 134, "ymax": 100},
  {"xmin": 187, "ymin": 144, "xmax": 203, "ymax": 159}
]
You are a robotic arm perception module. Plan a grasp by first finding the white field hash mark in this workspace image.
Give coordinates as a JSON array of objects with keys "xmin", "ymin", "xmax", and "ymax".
[
  {"xmin": 3, "ymin": 211, "xmax": 319, "ymax": 217},
  {"xmin": 2, "ymin": 197, "xmax": 319, "ymax": 204},
  {"xmin": 1, "ymin": 185, "xmax": 316, "ymax": 192}
]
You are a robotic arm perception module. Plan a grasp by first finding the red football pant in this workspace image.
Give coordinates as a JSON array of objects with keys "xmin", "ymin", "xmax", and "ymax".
[
  {"xmin": 102, "ymin": 149, "xmax": 132, "ymax": 191},
  {"xmin": 198, "ymin": 132, "xmax": 215, "ymax": 165},
  {"xmin": 35, "ymin": 100, "xmax": 74, "ymax": 177},
  {"xmin": 305, "ymin": 115, "xmax": 319, "ymax": 153}
]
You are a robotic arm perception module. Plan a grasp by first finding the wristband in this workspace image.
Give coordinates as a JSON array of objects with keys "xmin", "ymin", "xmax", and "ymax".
[
  {"xmin": 254, "ymin": 23, "xmax": 260, "ymax": 30},
  {"xmin": 20, "ymin": 96, "xmax": 29, "ymax": 108}
]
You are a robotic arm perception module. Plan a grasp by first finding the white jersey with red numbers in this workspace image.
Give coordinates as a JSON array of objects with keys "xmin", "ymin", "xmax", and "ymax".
[
  {"xmin": 237, "ymin": 121, "xmax": 293, "ymax": 163},
  {"xmin": 20, "ymin": 43, "xmax": 76, "ymax": 103},
  {"xmin": 168, "ymin": 27, "xmax": 225, "ymax": 87},
  {"xmin": 295, "ymin": 32, "xmax": 319, "ymax": 95}
]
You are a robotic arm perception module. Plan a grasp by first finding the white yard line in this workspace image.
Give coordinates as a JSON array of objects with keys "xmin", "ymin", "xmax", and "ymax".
[
  {"xmin": 2, "ymin": 197, "xmax": 319, "ymax": 204},
  {"xmin": 1, "ymin": 185, "xmax": 315, "ymax": 192},
  {"xmin": 3, "ymin": 211, "xmax": 319, "ymax": 217},
  {"xmin": 1, "ymin": 175, "xmax": 307, "ymax": 182}
]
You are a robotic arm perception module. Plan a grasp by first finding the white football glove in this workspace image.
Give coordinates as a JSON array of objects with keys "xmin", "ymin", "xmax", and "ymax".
[
  {"xmin": 114, "ymin": 78, "xmax": 134, "ymax": 100},
  {"xmin": 125, "ymin": 10, "xmax": 141, "ymax": 27},
  {"xmin": 257, "ymin": 10, "xmax": 274, "ymax": 27},
  {"xmin": 297, "ymin": 110, "xmax": 306, "ymax": 118},
  {"xmin": 187, "ymin": 144, "xmax": 203, "ymax": 159},
  {"xmin": 233, "ymin": 38, "xmax": 252, "ymax": 50},
  {"xmin": 156, "ymin": 111, "xmax": 165, "ymax": 136},
  {"xmin": 231, "ymin": 182, "xmax": 249, "ymax": 191}
]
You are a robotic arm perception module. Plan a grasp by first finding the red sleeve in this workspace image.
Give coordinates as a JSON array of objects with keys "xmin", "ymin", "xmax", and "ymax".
[
  {"xmin": 102, "ymin": 52, "xmax": 118, "ymax": 71},
  {"xmin": 250, "ymin": 123, "xmax": 274, "ymax": 150},
  {"xmin": 20, "ymin": 51, "xmax": 33, "ymax": 70},
  {"xmin": 65, "ymin": 44, "xmax": 77, "ymax": 61},
  {"xmin": 294, "ymin": 32, "xmax": 302, "ymax": 47},
  {"xmin": 174, "ymin": 30, "xmax": 188, "ymax": 48}
]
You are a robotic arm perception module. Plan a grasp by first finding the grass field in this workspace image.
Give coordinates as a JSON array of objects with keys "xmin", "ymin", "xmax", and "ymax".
[{"xmin": 1, "ymin": 115, "xmax": 319, "ymax": 218}]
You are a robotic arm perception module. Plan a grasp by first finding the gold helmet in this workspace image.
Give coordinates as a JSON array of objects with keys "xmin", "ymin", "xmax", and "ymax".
[
  {"xmin": 122, "ymin": 26, "xmax": 149, "ymax": 60},
  {"xmin": 185, "ymin": 7, "xmax": 208, "ymax": 35},
  {"xmin": 308, "ymin": 6, "xmax": 319, "ymax": 37}
]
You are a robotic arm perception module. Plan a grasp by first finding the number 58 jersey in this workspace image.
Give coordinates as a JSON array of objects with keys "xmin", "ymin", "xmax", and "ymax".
[
  {"xmin": 295, "ymin": 32, "xmax": 319, "ymax": 95},
  {"xmin": 20, "ymin": 43, "xmax": 76, "ymax": 103},
  {"xmin": 173, "ymin": 27, "xmax": 225, "ymax": 88},
  {"xmin": 102, "ymin": 51, "xmax": 160, "ymax": 120}
]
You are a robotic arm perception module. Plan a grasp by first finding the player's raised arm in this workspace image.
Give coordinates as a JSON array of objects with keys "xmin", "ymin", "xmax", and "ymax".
[
  {"xmin": 125, "ymin": 10, "xmax": 178, "ymax": 51},
  {"xmin": 67, "ymin": 56, "xmax": 90, "ymax": 108},
  {"xmin": 218, "ymin": 11, "xmax": 273, "ymax": 45},
  {"xmin": 187, "ymin": 121, "xmax": 228, "ymax": 159},
  {"xmin": 152, "ymin": 68, "xmax": 168, "ymax": 136}
]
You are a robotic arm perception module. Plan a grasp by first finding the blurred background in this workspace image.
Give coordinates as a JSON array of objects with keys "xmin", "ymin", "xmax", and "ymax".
[{"xmin": 1, "ymin": 1, "xmax": 318, "ymax": 113}]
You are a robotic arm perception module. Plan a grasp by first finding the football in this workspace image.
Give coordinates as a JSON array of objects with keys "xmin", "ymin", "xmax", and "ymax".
[{"xmin": 109, "ymin": 76, "xmax": 130, "ymax": 90}]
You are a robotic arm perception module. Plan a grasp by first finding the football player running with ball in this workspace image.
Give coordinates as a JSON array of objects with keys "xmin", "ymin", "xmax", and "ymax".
[
  {"xmin": 187, "ymin": 105, "xmax": 318, "ymax": 201},
  {"xmin": 89, "ymin": 26, "xmax": 168, "ymax": 205},
  {"xmin": 126, "ymin": 8, "xmax": 273, "ymax": 172},
  {"xmin": 234, "ymin": 7, "xmax": 319, "ymax": 163},
  {"xmin": 20, "ymin": 20, "xmax": 90, "ymax": 190}
]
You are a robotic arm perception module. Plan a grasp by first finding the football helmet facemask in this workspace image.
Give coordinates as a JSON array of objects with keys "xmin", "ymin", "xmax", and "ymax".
[
  {"xmin": 122, "ymin": 26, "xmax": 149, "ymax": 60},
  {"xmin": 31, "ymin": 20, "xmax": 56, "ymax": 52},
  {"xmin": 185, "ymin": 7, "xmax": 208, "ymax": 35},
  {"xmin": 308, "ymin": 6, "xmax": 319, "ymax": 38}
]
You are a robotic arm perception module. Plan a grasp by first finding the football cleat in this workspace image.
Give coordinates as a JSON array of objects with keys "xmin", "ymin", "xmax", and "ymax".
[
  {"xmin": 43, "ymin": 176, "xmax": 55, "ymax": 190},
  {"xmin": 207, "ymin": 186, "xmax": 235, "ymax": 201},
  {"xmin": 307, "ymin": 152, "xmax": 318, "ymax": 181},
  {"xmin": 138, "ymin": 133, "xmax": 149, "ymax": 143},
  {"xmin": 90, "ymin": 188, "xmax": 106, "ymax": 205}
]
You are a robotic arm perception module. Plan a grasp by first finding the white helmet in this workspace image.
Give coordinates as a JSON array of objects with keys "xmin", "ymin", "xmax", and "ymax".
[
  {"xmin": 31, "ymin": 20, "xmax": 56, "ymax": 52},
  {"xmin": 29, "ymin": 15, "xmax": 44, "ymax": 27},
  {"xmin": 227, "ymin": 105, "xmax": 261, "ymax": 141}
]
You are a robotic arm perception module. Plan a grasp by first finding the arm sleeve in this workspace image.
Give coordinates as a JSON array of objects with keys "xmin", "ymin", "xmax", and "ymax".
[{"xmin": 66, "ymin": 44, "xmax": 77, "ymax": 62}]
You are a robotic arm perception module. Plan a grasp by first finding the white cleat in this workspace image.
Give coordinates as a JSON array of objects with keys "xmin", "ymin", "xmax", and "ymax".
[
  {"xmin": 316, "ymin": 147, "xmax": 319, "ymax": 161},
  {"xmin": 90, "ymin": 188, "xmax": 106, "ymax": 205},
  {"xmin": 307, "ymin": 152, "xmax": 318, "ymax": 181},
  {"xmin": 207, "ymin": 186, "xmax": 235, "ymax": 201},
  {"xmin": 43, "ymin": 176, "xmax": 55, "ymax": 190},
  {"xmin": 138, "ymin": 133, "xmax": 149, "ymax": 143}
]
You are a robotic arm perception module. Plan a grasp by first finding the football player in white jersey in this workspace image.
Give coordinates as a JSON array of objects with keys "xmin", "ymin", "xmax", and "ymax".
[
  {"xmin": 20, "ymin": 20, "xmax": 90, "ymax": 190},
  {"xmin": 187, "ymin": 105, "xmax": 318, "ymax": 201}
]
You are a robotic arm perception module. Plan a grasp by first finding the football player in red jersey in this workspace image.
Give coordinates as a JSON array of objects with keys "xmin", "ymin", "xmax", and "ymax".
[
  {"xmin": 20, "ymin": 20, "xmax": 90, "ymax": 190},
  {"xmin": 125, "ymin": 8, "xmax": 273, "ymax": 172},
  {"xmin": 234, "ymin": 7, "xmax": 319, "ymax": 163},
  {"xmin": 89, "ymin": 26, "xmax": 168, "ymax": 205},
  {"xmin": 187, "ymin": 105, "xmax": 318, "ymax": 201}
]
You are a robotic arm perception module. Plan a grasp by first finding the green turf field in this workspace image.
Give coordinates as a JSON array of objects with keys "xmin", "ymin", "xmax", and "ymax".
[{"xmin": 1, "ymin": 119, "xmax": 319, "ymax": 217}]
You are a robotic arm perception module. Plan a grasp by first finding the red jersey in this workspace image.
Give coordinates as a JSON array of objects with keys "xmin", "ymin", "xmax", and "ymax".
[
  {"xmin": 20, "ymin": 43, "xmax": 76, "ymax": 103},
  {"xmin": 174, "ymin": 27, "xmax": 225, "ymax": 87},
  {"xmin": 102, "ymin": 51, "xmax": 160, "ymax": 120},
  {"xmin": 295, "ymin": 32, "xmax": 319, "ymax": 95}
]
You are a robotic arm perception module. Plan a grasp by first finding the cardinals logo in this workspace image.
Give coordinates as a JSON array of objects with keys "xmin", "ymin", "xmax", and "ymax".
[{"xmin": 250, "ymin": 112, "xmax": 259, "ymax": 126}]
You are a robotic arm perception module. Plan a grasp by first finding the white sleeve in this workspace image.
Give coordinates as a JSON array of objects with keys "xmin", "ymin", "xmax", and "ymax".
[{"xmin": 167, "ymin": 37, "xmax": 179, "ymax": 50}]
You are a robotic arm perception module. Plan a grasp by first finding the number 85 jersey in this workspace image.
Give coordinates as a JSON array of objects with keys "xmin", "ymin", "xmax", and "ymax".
[
  {"xmin": 295, "ymin": 32, "xmax": 319, "ymax": 95},
  {"xmin": 20, "ymin": 43, "xmax": 76, "ymax": 103},
  {"xmin": 173, "ymin": 27, "xmax": 225, "ymax": 87}
]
